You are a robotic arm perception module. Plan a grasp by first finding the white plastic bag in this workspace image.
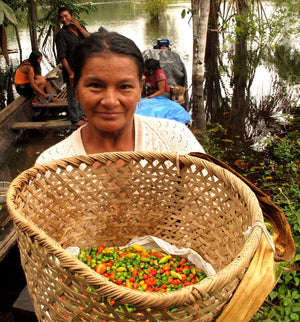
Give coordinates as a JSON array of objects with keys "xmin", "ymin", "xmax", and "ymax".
[{"xmin": 123, "ymin": 235, "xmax": 215, "ymax": 276}]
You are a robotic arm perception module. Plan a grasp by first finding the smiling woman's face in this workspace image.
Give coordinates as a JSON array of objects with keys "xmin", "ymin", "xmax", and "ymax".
[{"xmin": 75, "ymin": 52, "xmax": 144, "ymax": 134}]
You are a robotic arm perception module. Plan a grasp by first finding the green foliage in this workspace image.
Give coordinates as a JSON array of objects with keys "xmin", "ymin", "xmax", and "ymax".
[
  {"xmin": 39, "ymin": 0, "xmax": 95, "ymax": 26},
  {"xmin": 0, "ymin": 1, "xmax": 17, "ymax": 26},
  {"xmin": 253, "ymin": 268, "xmax": 300, "ymax": 321},
  {"xmin": 197, "ymin": 120, "xmax": 300, "ymax": 321},
  {"xmin": 143, "ymin": 0, "xmax": 170, "ymax": 19}
]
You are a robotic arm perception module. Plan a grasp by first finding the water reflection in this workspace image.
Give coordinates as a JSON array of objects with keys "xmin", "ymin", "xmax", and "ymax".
[{"xmin": 3, "ymin": 2, "xmax": 193, "ymax": 81}]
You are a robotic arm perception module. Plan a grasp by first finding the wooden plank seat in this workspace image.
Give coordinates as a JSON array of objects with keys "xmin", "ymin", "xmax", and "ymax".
[
  {"xmin": 11, "ymin": 120, "xmax": 72, "ymax": 130},
  {"xmin": 47, "ymin": 86, "xmax": 68, "ymax": 108}
]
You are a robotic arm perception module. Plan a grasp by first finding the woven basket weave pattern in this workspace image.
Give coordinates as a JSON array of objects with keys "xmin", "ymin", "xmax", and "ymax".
[{"xmin": 7, "ymin": 152, "xmax": 263, "ymax": 321}]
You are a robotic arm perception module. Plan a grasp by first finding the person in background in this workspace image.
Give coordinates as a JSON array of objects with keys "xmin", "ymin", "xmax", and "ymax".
[
  {"xmin": 153, "ymin": 38, "xmax": 170, "ymax": 50},
  {"xmin": 14, "ymin": 50, "xmax": 58, "ymax": 107},
  {"xmin": 35, "ymin": 31, "xmax": 205, "ymax": 165},
  {"xmin": 143, "ymin": 58, "xmax": 170, "ymax": 99},
  {"xmin": 56, "ymin": 6, "xmax": 91, "ymax": 127}
]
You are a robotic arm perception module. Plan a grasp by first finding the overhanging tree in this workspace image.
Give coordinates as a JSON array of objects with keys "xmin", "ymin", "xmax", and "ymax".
[{"xmin": 0, "ymin": 0, "xmax": 17, "ymax": 65}]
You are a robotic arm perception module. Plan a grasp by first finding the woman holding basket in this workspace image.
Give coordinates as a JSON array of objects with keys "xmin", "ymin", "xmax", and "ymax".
[{"xmin": 35, "ymin": 31, "xmax": 205, "ymax": 165}]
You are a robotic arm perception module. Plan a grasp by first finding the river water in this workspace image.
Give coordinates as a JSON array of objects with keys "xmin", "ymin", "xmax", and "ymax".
[
  {"xmin": 5, "ymin": 1, "xmax": 194, "ymax": 82},
  {"xmin": 1, "ymin": 1, "xmax": 194, "ymax": 180},
  {"xmin": 5, "ymin": 1, "xmax": 291, "ymax": 95}
]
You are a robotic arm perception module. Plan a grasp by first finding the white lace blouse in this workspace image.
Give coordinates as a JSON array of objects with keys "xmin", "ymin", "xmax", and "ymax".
[{"xmin": 35, "ymin": 114, "xmax": 205, "ymax": 165}]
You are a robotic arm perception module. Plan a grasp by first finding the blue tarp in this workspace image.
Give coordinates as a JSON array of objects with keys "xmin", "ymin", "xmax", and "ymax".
[{"xmin": 135, "ymin": 97, "xmax": 191, "ymax": 124}]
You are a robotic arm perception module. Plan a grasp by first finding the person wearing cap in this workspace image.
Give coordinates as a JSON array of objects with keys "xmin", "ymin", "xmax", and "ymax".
[{"xmin": 154, "ymin": 38, "xmax": 170, "ymax": 50}]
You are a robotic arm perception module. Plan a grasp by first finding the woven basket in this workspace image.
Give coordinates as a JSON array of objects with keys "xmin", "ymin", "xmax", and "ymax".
[{"xmin": 7, "ymin": 152, "xmax": 264, "ymax": 321}]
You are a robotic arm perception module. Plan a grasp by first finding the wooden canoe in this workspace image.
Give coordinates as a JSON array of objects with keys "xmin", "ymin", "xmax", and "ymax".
[
  {"xmin": 0, "ymin": 65, "xmax": 69, "ymax": 262},
  {"xmin": 0, "ymin": 65, "xmax": 70, "ymax": 165}
]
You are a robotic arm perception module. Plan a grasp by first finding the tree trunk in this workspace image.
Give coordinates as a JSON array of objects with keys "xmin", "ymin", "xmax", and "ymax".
[
  {"xmin": 191, "ymin": 0, "xmax": 210, "ymax": 130},
  {"xmin": 14, "ymin": 25, "xmax": 23, "ymax": 62},
  {"xmin": 228, "ymin": 0, "xmax": 249, "ymax": 137},
  {"xmin": 205, "ymin": 0, "xmax": 229, "ymax": 123},
  {"xmin": 27, "ymin": 0, "xmax": 38, "ymax": 51},
  {"xmin": 7, "ymin": 66, "xmax": 15, "ymax": 104}
]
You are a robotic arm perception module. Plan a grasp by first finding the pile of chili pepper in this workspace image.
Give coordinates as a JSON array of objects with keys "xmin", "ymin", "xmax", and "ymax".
[{"xmin": 77, "ymin": 244, "xmax": 206, "ymax": 292}]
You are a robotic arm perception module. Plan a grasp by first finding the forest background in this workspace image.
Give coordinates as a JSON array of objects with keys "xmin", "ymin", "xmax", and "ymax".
[{"xmin": 0, "ymin": 0, "xmax": 299, "ymax": 320}]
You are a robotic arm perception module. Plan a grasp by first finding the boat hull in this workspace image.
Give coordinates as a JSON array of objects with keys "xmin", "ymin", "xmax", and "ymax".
[{"xmin": 0, "ymin": 96, "xmax": 34, "ymax": 164}]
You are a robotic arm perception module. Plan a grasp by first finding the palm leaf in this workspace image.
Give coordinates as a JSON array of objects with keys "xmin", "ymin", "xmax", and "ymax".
[{"xmin": 0, "ymin": 1, "xmax": 18, "ymax": 26}]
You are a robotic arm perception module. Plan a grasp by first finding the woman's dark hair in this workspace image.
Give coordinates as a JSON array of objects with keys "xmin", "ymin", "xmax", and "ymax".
[
  {"xmin": 145, "ymin": 58, "xmax": 160, "ymax": 71},
  {"xmin": 28, "ymin": 50, "xmax": 42, "ymax": 75},
  {"xmin": 69, "ymin": 31, "xmax": 145, "ymax": 89}
]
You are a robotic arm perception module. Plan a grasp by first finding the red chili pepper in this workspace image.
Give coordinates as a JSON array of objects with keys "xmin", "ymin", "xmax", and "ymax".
[
  {"xmin": 106, "ymin": 261, "xmax": 113, "ymax": 267},
  {"xmin": 115, "ymin": 279, "xmax": 123, "ymax": 285},
  {"xmin": 179, "ymin": 258, "xmax": 186, "ymax": 266},
  {"xmin": 97, "ymin": 244, "xmax": 105, "ymax": 253},
  {"xmin": 151, "ymin": 269, "xmax": 157, "ymax": 276},
  {"xmin": 149, "ymin": 277, "xmax": 156, "ymax": 286},
  {"xmin": 109, "ymin": 271, "xmax": 115, "ymax": 281},
  {"xmin": 151, "ymin": 253, "xmax": 164, "ymax": 258}
]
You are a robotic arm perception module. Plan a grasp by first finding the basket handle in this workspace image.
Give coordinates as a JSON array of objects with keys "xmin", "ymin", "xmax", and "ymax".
[{"xmin": 188, "ymin": 152, "xmax": 296, "ymax": 262}]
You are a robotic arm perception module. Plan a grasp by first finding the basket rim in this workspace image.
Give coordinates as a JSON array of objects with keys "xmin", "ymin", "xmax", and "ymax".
[{"xmin": 6, "ymin": 151, "xmax": 263, "ymax": 308}]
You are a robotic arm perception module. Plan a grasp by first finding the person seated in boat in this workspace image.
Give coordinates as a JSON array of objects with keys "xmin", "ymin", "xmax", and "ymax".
[
  {"xmin": 14, "ymin": 50, "xmax": 58, "ymax": 107},
  {"xmin": 35, "ymin": 31, "xmax": 205, "ymax": 165},
  {"xmin": 143, "ymin": 58, "xmax": 170, "ymax": 99},
  {"xmin": 153, "ymin": 38, "xmax": 170, "ymax": 50}
]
